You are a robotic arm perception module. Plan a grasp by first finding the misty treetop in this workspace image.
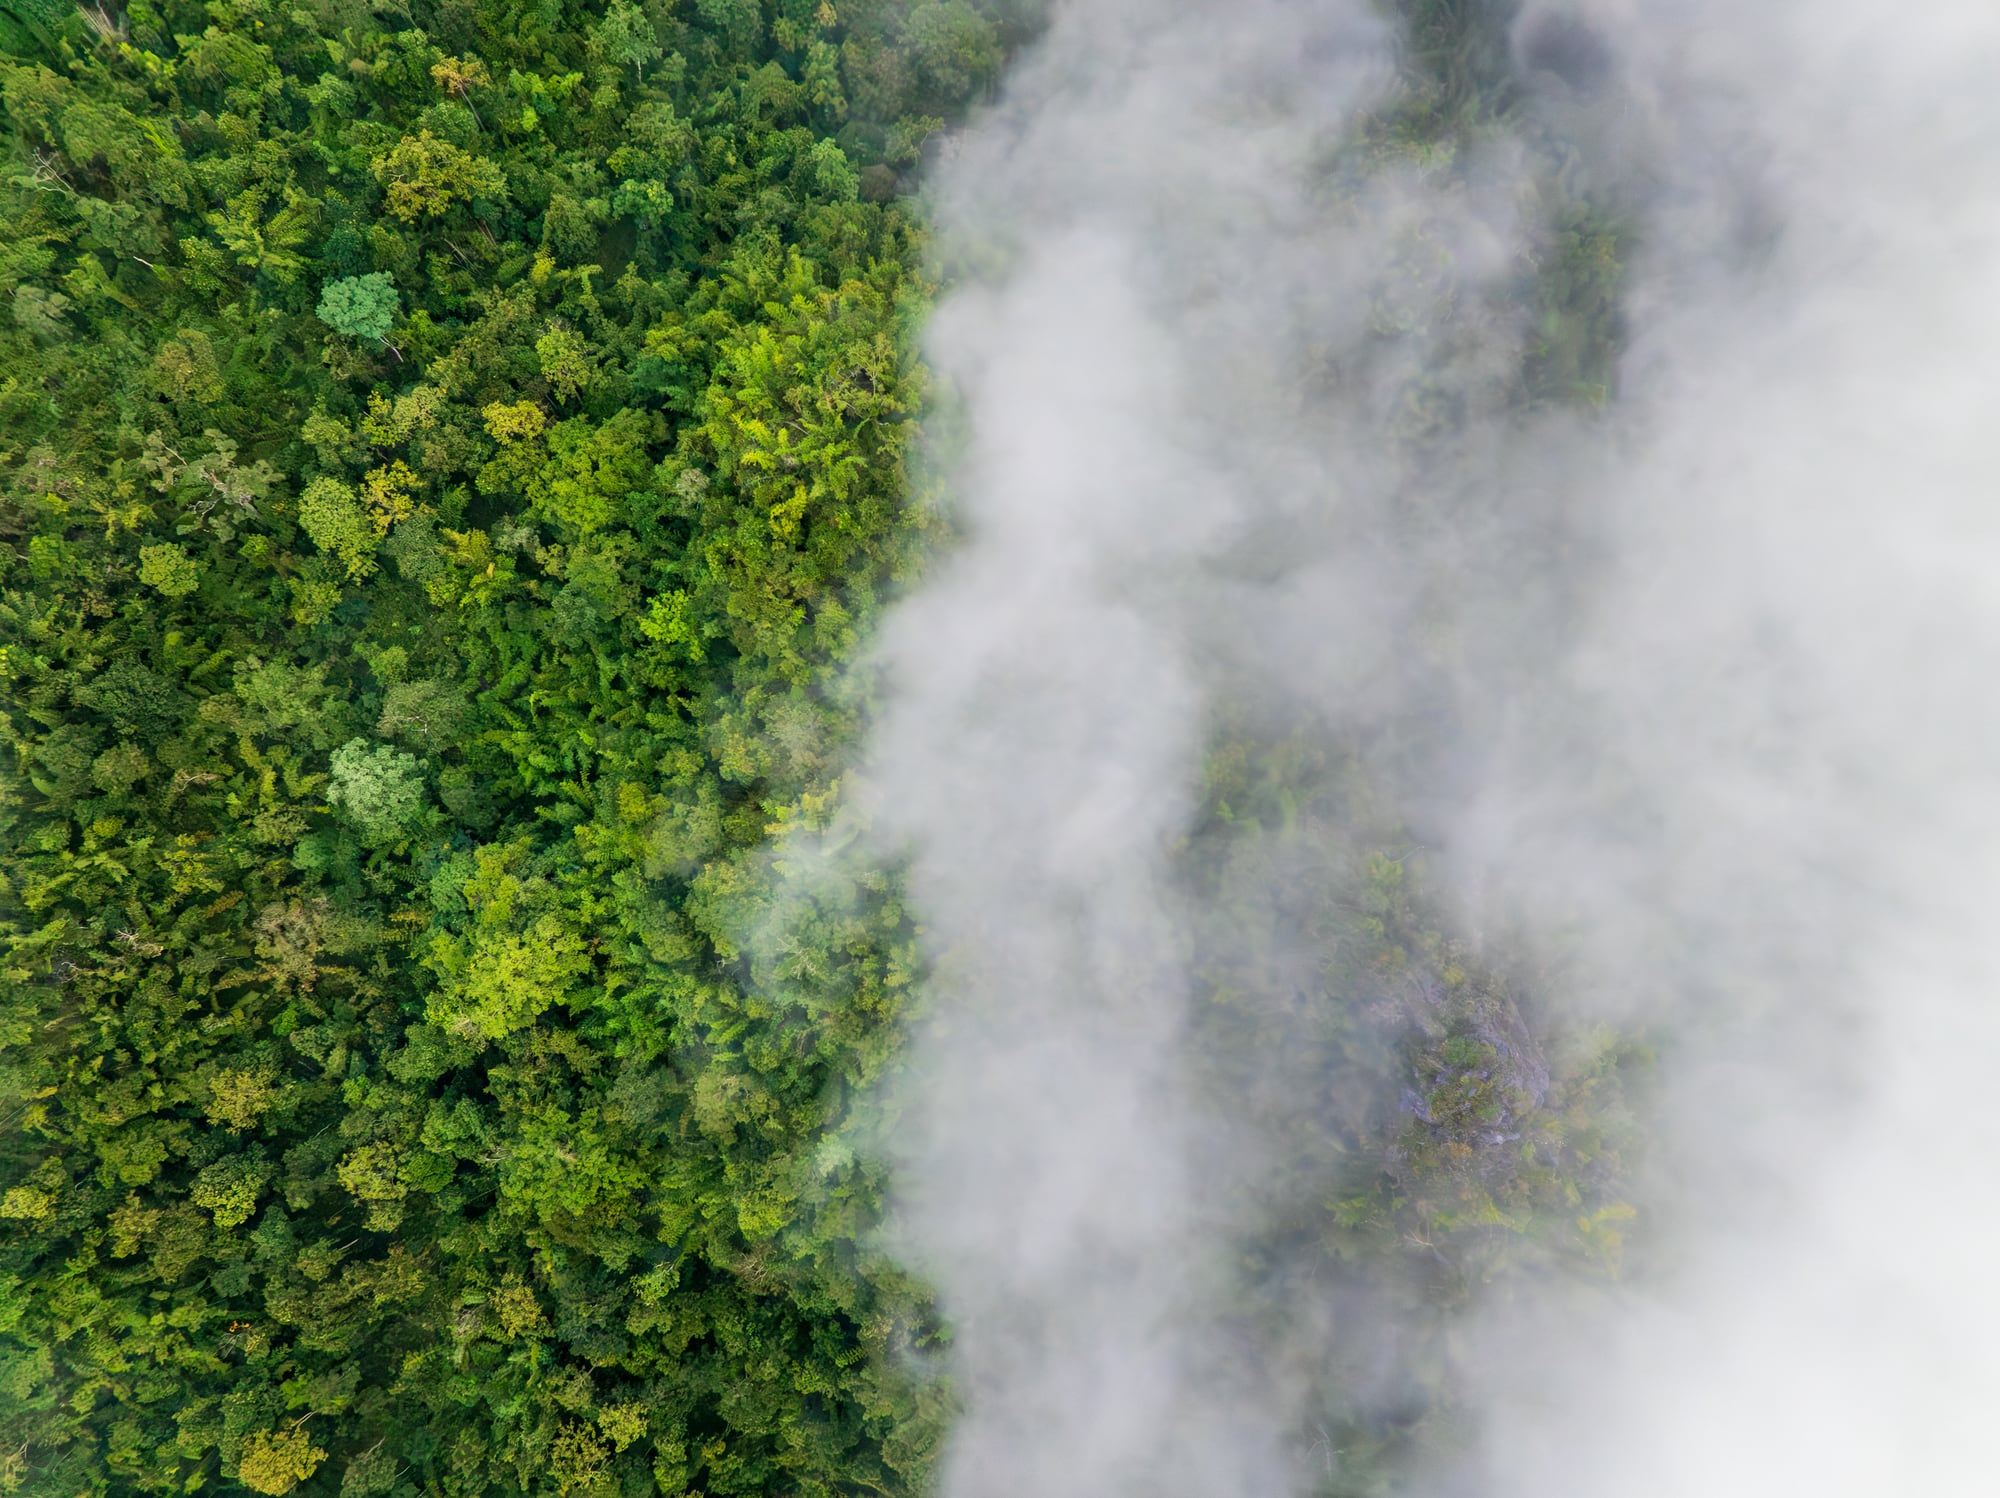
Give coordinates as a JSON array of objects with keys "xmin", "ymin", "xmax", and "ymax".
[{"xmin": 0, "ymin": 0, "xmax": 1635, "ymax": 1495}]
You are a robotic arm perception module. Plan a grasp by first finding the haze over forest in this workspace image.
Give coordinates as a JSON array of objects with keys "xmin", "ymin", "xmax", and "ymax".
[{"xmin": 3, "ymin": 1, "xmax": 1997, "ymax": 1496}]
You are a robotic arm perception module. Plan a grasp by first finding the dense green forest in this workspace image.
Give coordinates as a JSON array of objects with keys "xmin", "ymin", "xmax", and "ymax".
[{"xmin": 0, "ymin": 0, "xmax": 1638, "ymax": 1493}]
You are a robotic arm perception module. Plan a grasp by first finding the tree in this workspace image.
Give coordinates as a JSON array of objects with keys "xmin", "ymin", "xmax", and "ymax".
[
  {"xmin": 136, "ymin": 542, "xmax": 199, "ymax": 595},
  {"xmin": 298, "ymin": 475, "xmax": 377, "ymax": 579},
  {"xmin": 902, "ymin": 1, "xmax": 1003, "ymax": 110},
  {"xmin": 590, "ymin": 0, "xmax": 661, "ymax": 82},
  {"xmin": 371, "ymin": 131, "xmax": 506, "ymax": 222},
  {"xmin": 326, "ymin": 737, "xmax": 429, "ymax": 844},
  {"xmin": 148, "ymin": 328, "xmax": 226, "ymax": 403},
  {"xmin": 430, "ymin": 53, "xmax": 491, "ymax": 128},
  {"xmin": 316, "ymin": 272, "xmax": 399, "ymax": 342},
  {"xmin": 236, "ymin": 1426, "xmax": 327, "ymax": 1495}
]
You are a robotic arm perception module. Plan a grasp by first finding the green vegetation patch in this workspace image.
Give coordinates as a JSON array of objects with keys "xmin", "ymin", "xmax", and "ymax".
[{"xmin": 0, "ymin": 0, "xmax": 1013, "ymax": 1492}]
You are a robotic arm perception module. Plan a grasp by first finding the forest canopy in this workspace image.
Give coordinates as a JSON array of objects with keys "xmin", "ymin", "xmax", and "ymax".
[{"xmin": 0, "ymin": 0, "xmax": 1014, "ymax": 1491}]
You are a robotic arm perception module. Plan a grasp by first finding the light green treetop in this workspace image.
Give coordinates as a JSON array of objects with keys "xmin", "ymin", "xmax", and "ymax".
[{"xmin": 316, "ymin": 272, "xmax": 398, "ymax": 341}]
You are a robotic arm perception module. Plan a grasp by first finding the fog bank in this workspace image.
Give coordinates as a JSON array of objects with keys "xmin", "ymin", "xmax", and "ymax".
[{"xmin": 863, "ymin": 1, "xmax": 2000, "ymax": 1493}]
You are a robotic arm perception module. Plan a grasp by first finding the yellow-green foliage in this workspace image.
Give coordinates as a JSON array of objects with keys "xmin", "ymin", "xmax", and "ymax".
[
  {"xmin": 298, "ymin": 477, "xmax": 377, "ymax": 579},
  {"xmin": 136, "ymin": 542, "xmax": 199, "ymax": 596},
  {"xmin": 236, "ymin": 1427, "xmax": 328, "ymax": 1496}
]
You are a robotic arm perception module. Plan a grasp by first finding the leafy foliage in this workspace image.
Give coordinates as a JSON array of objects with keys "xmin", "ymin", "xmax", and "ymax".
[
  {"xmin": 316, "ymin": 274, "xmax": 400, "ymax": 344},
  {"xmin": 0, "ymin": 0, "xmax": 1008, "ymax": 1491},
  {"xmin": 136, "ymin": 542, "xmax": 199, "ymax": 596}
]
